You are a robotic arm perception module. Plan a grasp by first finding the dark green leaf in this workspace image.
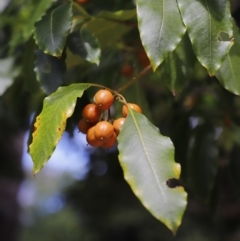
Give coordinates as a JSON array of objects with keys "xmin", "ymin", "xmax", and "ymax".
[
  {"xmin": 216, "ymin": 19, "xmax": 240, "ymax": 95},
  {"xmin": 136, "ymin": 0, "xmax": 186, "ymax": 71},
  {"xmin": 8, "ymin": 0, "xmax": 55, "ymax": 50},
  {"xmin": 29, "ymin": 83, "xmax": 91, "ymax": 174},
  {"xmin": 81, "ymin": 27, "xmax": 101, "ymax": 65},
  {"xmin": 66, "ymin": 28, "xmax": 101, "ymax": 65},
  {"xmin": 187, "ymin": 124, "xmax": 219, "ymax": 201},
  {"xmin": 34, "ymin": 49, "xmax": 66, "ymax": 95},
  {"xmin": 67, "ymin": 31, "xmax": 86, "ymax": 57},
  {"xmin": 34, "ymin": 2, "xmax": 72, "ymax": 56},
  {"xmin": 158, "ymin": 34, "xmax": 196, "ymax": 94},
  {"xmin": 118, "ymin": 110, "xmax": 187, "ymax": 234},
  {"xmin": 22, "ymin": 0, "xmax": 55, "ymax": 40},
  {"xmin": 177, "ymin": 0, "xmax": 233, "ymax": 75}
]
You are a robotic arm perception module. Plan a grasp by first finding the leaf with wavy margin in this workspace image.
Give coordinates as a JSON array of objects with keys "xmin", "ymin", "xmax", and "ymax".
[
  {"xmin": 29, "ymin": 83, "xmax": 91, "ymax": 174},
  {"xmin": 22, "ymin": 0, "xmax": 56, "ymax": 40},
  {"xmin": 136, "ymin": 0, "xmax": 186, "ymax": 71},
  {"xmin": 177, "ymin": 0, "xmax": 233, "ymax": 75},
  {"xmin": 34, "ymin": 2, "xmax": 72, "ymax": 56},
  {"xmin": 118, "ymin": 109, "xmax": 187, "ymax": 234}
]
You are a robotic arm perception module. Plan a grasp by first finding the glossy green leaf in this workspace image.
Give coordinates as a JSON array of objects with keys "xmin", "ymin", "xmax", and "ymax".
[
  {"xmin": 187, "ymin": 124, "xmax": 219, "ymax": 201},
  {"xmin": 96, "ymin": 9, "xmax": 136, "ymax": 21},
  {"xmin": 136, "ymin": 0, "xmax": 186, "ymax": 71},
  {"xmin": 67, "ymin": 26, "xmax": 101, "ymax": 65},
  {"xmin": 29, "ymin": 83, "xmax": 91, "ymax": 174},
  {"xmin": 66, "ymin": 32, "xmax": 86, "ymax": 57},
  {"xmin": 216, "ymin": 19, "xmax": 240, "ymax": 95},
  {"xmin": 84, "ymin": 18, "xmax": 131, "ymax": 48},
  {"xmin": 34, "ymin": 49, "xmax": 66, "ymax": 94},
  {"xmin": 22, "ymin": 0, "xmax": 55, "ymax": 40},
  {"xmin": 81, "ymin": 27, "xmax": 101, "ymax": 65},
  {"xmin": 118, "ymin": 110, "xmax": 187, "ymax": 234},
  {"xmin": 177, "ymin": 0, "xmax": 233, "ymax": 75},
  {"xmin": 7, "ymin": 0, "xmax": 55, "ymax": 50},
  {"xmin": 66, "ymin": 28, "xmax": 101, "ymax": 65},
  {"xmin": 34, "ymin": 2, "xmax": 72, "ymax": 56}
]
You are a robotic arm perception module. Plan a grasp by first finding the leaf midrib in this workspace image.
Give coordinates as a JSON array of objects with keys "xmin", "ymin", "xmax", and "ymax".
[
  {"xmin": 130, "ymin": 111, "xmax": 166, "ymax": 202},
  {"xmin": 32, "ymin": 88, "xmax": 74, "ymax": 152},
  {"xmin": 50, "ymin": 8, "xmax": 56, "ymax": 49},
  {"xmin": 204, "ymin": 0, "xmax": 212, "ymax": 64},
  {"xmin": 157, "ymin": 0, "xmax": 164, "ymax": 48}
]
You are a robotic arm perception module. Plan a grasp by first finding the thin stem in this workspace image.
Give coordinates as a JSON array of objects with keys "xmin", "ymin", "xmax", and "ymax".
[
  {"xmin": 72, "ymin": 2, "xmax": 91, "ymax": 17},
  {"xmin": 87, "ymin": 83, "xmax": 118, "ymax": 95},
  {"xmin": 117, "ymin": 65, "xmax": 152, "ymax": 93}
]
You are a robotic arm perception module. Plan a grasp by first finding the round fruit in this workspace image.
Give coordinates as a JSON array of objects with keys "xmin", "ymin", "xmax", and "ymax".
[
  {"xmin": 94, "ymin": 121, "xmax": 114, "ymax": 141},
  {"xmin": 121, "ymin": 63, "xmax": 134, "ymax": 77},
  {"xmin": 78, "ymin": 119, "xmax": 94, "ymax": 134},
  {"xmin": 102, "ymin": 132, "xmax": 117, "ymax": 149},
  {"xmin": 122, "ymin": 103, "xmax": 142, "ymax": 117},
  {"xmin": 86, "ymin": 126, "xmax": 103, "ymax": 147},
  {"xmin": 113, "ymin": 117, "xmax": 125, "ymax": 135},
  {"xmin": 93, "ymin": 89, "xmax": 114, "ymax": 110},
  {"xmin": 82, "ymin": 103, "xmax": 101, "ymax": 123}
]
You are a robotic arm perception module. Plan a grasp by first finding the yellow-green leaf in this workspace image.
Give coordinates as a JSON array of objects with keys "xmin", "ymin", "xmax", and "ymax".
[
  {"xmin": 29, "ymin": 83, "xmax": 91, "ymax": 174},
  {"xmin": 118, "ymin": 110, "xmax": 187, "ymax": 234}
]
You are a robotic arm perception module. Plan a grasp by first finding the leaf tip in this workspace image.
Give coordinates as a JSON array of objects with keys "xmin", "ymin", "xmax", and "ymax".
[{"xmin": 33, "ymin": 166, "xmax": 41, "ymax": 175}]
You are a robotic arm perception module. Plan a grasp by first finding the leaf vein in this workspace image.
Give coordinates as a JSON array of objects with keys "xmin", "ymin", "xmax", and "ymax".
[
  {"xmin": 204, "ymin": 0, "xmax": 212, "ymax": 64},
  {"xmin": 157, "ymin": 0, "xmax": 164, "ymax": 48},
  {"xmin": 131, "ymin": 112, "xmax": 166, "ymax": 201},
  {"xmin": 50, "ymin": 8, "xmax": 57, "ymax": 49}
]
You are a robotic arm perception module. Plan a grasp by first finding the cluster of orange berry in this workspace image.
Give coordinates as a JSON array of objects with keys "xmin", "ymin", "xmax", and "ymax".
[{"xmin": 77, "ymin": 89, "xmax": 142, "ymax": 148}]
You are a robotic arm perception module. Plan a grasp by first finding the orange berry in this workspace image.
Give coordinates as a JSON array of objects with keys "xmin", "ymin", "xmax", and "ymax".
[
  {"xmin": 122, "ymin": 103, "xmax": 142, "ymax": 117},
  {"xmin": 113, "ymin": 117, "xmax": 125, "ymax": 135},
  {"xmin": 121, "ymin": 63, "xmax": 134, "ymax": 77},
  {"xmin": 86, "ymin": 126, "xmax": 103, "ymax": 147},
  {"xmin": 82, "ymin": 103, "xmax": 101, "ymax": 123},
  {"xmin": 77, "ymin": 119, "xmax": 94, "ymax": 134},
  {"xmin": 93, "ymin": 89, "xmax": 114, "ymax": 110},
  {"xmin": 102, "ymin": 132, "xmax": 117, "ymax": 149},
  {"xmin": 94, "ymin": 121, "xmax": 114, "ymax": 141}
]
